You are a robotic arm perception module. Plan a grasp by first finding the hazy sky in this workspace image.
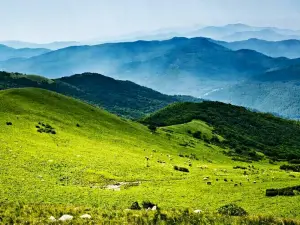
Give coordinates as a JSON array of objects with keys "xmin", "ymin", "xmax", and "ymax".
[{"xmin": 1, "ymin": 0, "xmax": 300, "ymax": 43}]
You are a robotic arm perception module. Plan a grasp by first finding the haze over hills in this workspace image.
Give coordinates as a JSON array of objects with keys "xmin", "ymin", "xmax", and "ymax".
[
  {"xmin": 0, "ymin": 71, "xmax": 200, "ymax": 118},
  {"xmin": 1, "ymin": 37, "xmax": 299, "ymax": 97},
  {"xmin": 0, "ymin": 40, "xmax": 80, "ymax": 50},
  {"xmin": 216, "ymin": 38, "xmax": 300, "ymax": 59},
  {"xmin": 0, "ymin": 44, "xmax": 50, "ymax": 61},
  {"xmin": 205, "ymin": 64, "xmax": 300, "ymax": 118},
  {"xmin": 86, "ymin": 24, "xmax": 300, "ymax": 43},
  {"xmin": 222, "ymin": 29, "xmax": 300, "ymax": 42},
  {"xmin": 2, "ymin": 24, "xmax": 300, "ymax": 49}
]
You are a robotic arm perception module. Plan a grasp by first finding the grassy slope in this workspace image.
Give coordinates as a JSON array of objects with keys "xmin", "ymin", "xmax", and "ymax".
[
  {"xmin": 142, "ymin": 101, "xmax": 300, "ymax": 160},
  {"xmin": 0, "ymin": 88, "xmax": 299, "ymax": 223}
]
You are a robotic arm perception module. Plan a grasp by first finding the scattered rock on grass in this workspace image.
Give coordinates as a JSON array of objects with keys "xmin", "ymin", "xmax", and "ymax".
[
  {"xmin": 80, "ymin": 214, "xmax": 92, "ymax": 219},
  {"xmin": 59, "ymin": 215, "xmax": 73, "ymax": 221},
  {"xmin": 194, "ymin": 209, "xmax": 202, "ymax": 214},
  {"xmin": 49, "ymin": 216, "xmax": 56, "ymax": 222}
]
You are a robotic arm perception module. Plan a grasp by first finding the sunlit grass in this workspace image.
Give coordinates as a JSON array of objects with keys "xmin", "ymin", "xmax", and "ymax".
[{"xmin": 0, "ymin": 88, "xmax": 299, "ymax": 223}]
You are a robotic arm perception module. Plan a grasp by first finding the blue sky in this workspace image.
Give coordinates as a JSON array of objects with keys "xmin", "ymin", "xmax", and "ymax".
[{"xmin": 1, "ymin": 0, "xmax": 300, "ymax": 43}]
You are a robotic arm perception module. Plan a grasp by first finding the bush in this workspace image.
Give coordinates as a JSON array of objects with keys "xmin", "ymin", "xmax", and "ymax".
[
  {"xmin": 6, "ymin": 122, "xmax": 12, "ymax": 126},
  {"xmin": 266, "ymin": 186, "xmax": 300, "ymax": 197},
  {"xmin": 280, "ymin": 164, "xmax": 300, "ymax": 172},
  {"xmin": 36, "ymin": 122, "xmax": 56, "ymax": 135},
  {"xmin": 142, "ymin": 201, "xmax": 156, "ymax": 209},
  {"xmin": 289, "ymin": 159, "xmax": 300, "ymax": 164},
  {"xmin": 233, "ymin": 166, "xmax": 247, "ymax": 170},
  {"xmin": 148, "ymin": 125, "xmax": 157, "ymax": 133},
  {"xmin": 130, "ymin": 202, "xmax": 141, "ymax": 210},
  {"xmin": 192, "ymin": 131, "xmax": 202, "ymax": 139},
  {"xmin": 174, "ymin": 166, "xmax": 189, "ymax": 173},
  {"xmin": 217, "ymin": 204, "xmax": 247, "ymax": 216}
]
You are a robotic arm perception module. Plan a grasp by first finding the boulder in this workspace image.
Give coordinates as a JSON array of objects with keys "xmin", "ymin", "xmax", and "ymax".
[{"xmin": 59, "ymin": 215, "xmax": 73, "ymax": 221}]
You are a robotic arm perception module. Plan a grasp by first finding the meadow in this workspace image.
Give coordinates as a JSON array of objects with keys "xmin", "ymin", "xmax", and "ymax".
[{"xmin": 0, "ymin": 88, "xmax": 299, "ymax": 224}]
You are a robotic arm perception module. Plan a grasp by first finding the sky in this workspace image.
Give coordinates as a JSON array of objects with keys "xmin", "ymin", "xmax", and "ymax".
[{"xmin": 1, "ymin": 0, "xmax": 300, "ymax": 43}]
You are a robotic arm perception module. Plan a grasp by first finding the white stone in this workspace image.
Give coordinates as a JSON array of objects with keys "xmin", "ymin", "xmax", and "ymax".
[
  {"xmin": 59, "ymin": 215, "xmax": 73, "ymax": 221},
  {"xmin": 152, "ymin": 206, "xmax": 157, "ymax": 211},
  {"xmin": 80, "ymin": 214, "xmax": 92, "ymax": 219},
  {"xmin": 49, "ymin": 216, "xmax": 56, "ymax": 222},
  {"xmin": 194, "ymin": 209, "xmax": 202, "ymax": 214}
]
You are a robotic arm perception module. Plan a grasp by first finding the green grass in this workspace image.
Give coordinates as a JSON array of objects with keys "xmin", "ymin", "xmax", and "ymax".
[
  {"xmin": 141, "ymin": 101, "xmax": 300, "ymax": 160},
  {"xmin": 0, "ymin": 88, "xmax": 300, "ymax": 224}
]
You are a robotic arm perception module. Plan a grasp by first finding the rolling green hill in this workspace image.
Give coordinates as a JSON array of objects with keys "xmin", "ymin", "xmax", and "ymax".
[
  {"xmin": 0, "ymin": 71, "xmax": 200, "ymax": 118},
  {"xmin": 0, "ymin": 88, "xmax": 300, "ymax": 224},
  {"xmin": 142, "ymin": 101, "xmax": 300, "ymax": 160}
]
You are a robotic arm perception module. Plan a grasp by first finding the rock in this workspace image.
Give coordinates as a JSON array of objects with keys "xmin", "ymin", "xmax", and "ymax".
[
  {"xmin": 152, "ymin": 206, "xmax": 157, "ymax": 211},
  {"xmin": 80, "ymin": 214, "xmax": 92, "ymax": 219},
  {"xmin": 49, "ymin": 216, "xmax": 56, "ymax": 222},
  {"xmin": 59, "ymin": 215, "xmax": 73, "ymax": 221},
  {"xmin": 194, "ymin": 209, "xmax": 202, "ymax": 214}
]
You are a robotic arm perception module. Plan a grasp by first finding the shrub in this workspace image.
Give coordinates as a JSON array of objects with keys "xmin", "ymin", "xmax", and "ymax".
[
  {"xmin": 218, "ymin": 204, "xmax": 247, "ymax": 216},
  {"xmin": 174, "ymin": 166, "xmax": 189, "ymax": 173},
  {"xmin": 130, "ymin": 202, "xmax": 141, "ymax": 210},
  {"xmin": 148, "ymin": 125, "xmax": 157, "ymax": 133},
  {"xmin": 280, "ymin": 164, "xmax": 300, "ymax": 172},
  {"xmin": 289, "ymin": 159, "xmax": 300, "ymax": 164},
  {"xmin": 266, "ymin": 186, "xmax": 300, "ymax": 197},
  {"xmin": 76, "ymin": 123, "xmax": 81, "ymax": 127},
  {"xmin": 233, "ymin": 166, "xmax": 247, "ymax": 170},
  {"xmin": 6, "ymin": 122, "xmax": 12, "ymax": 126},
  {"xmin": 142, "ymin": 201, "xmax": 156, "ymax": 209},
  {"xmin": 36, "ymin": 123, "xmax": 56, "ymax": 135},
  {"xmin": 192, "ymin": 131, "xmax": 202, "ymax": 139}
]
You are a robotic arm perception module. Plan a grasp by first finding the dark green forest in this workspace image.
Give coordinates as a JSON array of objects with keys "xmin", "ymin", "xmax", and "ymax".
[
  {"xmin": 0, "ymin": 71, "xmax": 200, "ymax": 118},
  {"xmin": 142, "ymin": 101, "xmax": 300, "ymax": 160}
]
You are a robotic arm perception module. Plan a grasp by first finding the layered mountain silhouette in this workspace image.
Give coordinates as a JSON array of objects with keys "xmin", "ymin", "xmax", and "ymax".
[
  {"xmin": 216, "ymin": 38, "xmax": 300, "ymax": 59},
  {"xmin": 1, "ymin": 37, "xmax": 299, "ymax": 96},
  {"xmin": 0, "ymin": 44, "xmax": 50, "ymax": 61},
  {"xmin": 205, "ymin": 64, "xmax": 300, "ymax": 118}
]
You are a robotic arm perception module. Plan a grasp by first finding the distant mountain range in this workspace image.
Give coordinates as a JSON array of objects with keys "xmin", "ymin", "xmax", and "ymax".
[
  {"xmin": 1, "ymin": 37, "xmax": 299, "ymax": 97},
  {"xmin": 205, "ymin": 64, "xmax": 300, "ymax": 118},
  {"xmin": 0, "ymin": 71, "xmax": 200, "ymax": 118},
  {"xmin": 216, "ymin": 38, "xmax": 300, "ymax": 59},
  {"xmin": 127, "ymin": 24, "xmax": 300, "ymax": 42},
  {"xmin": 0, "ymin": 44, "xmax": 50, "ymax": 61},
  {"xmin": 0, "ymin": 41, "xmax": 80, "ymax": 50},
  {"xmin": 2, "ymin": 24, "xmax": 300, "ymax": 49}
]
